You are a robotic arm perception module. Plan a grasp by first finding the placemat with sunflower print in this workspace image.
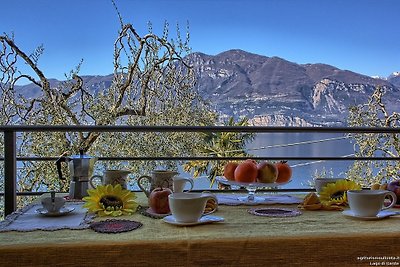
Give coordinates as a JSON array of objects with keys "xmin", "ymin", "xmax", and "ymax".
[{"xmin": 0, "ymin": 202, "xmax": 95, "ymax": 232}]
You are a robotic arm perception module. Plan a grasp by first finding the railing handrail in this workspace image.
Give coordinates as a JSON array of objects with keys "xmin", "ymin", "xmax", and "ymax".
[
  {"xmin": 0, "ymin": 125, "xmax": 399, "ymax": 133},
  {"xmin": 1, "ymin": 156, "xmax": 400, "ymax": 161},
  {"xmin": 1, "ymin": 125, "xmax": 400, "ymax": 217}
]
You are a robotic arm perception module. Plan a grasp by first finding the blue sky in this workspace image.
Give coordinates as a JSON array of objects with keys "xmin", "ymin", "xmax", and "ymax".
[{"xmin": 1, "ymin": 0, "xmax": 399, "ymax": 81}]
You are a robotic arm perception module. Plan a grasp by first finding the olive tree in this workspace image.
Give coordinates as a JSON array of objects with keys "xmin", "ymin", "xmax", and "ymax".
[
  {"xmin": 346, "ymin": 86, "xmax": 400, "ymax": 186},
  {"xmin": 0, "ymin": 21, "xmax": 216, "ymax": 195},
  {"xmin": 183, "ymin": 117, "xmax": 254, "ymax": 187}
]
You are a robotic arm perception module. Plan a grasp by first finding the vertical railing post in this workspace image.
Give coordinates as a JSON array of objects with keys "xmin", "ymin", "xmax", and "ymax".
[{"xmin": 4, "ymin": 130, "xmax": 16, "ymax": 216}]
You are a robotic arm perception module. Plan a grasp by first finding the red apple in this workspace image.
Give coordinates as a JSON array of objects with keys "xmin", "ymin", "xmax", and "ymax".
[
  {"xmin": 257, "ymin": 161, "xmax": 278, "ymax": 183},
  {"xmin": 387, "ymin": 180, "xmax": 400, "ymax": 204},
  {"xmin": 149, "ymin": 187, "xmax": 172, "ymax": 214}
]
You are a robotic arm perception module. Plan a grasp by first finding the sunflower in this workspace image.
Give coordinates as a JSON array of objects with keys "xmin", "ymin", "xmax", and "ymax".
[
  {"xmin": 319, "ymin": 180, "xmax": 361, "ymax": 206},
  {"xmin": 83, "ymin": 184, "xmax": 138, "ymax": 217}
]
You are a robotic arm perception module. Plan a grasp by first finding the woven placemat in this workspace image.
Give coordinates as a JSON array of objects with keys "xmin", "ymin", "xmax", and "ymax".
[
  {"xmin": 144, "ymin": 207, "xmax": 171, "ymax": 218},
  {"xmin": 90, "ymin": 219, "xmax": 143, "ymax": 233},
  {"xmin": 248, "ymin": 207, "xmax": 302, "ymax": 217},
  {"xmin": 138, "ymin": 206, "xmax": 171, "ymax": 219}
]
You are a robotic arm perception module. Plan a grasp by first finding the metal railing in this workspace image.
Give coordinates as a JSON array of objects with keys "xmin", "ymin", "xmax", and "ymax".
[{"xmin": 1, "ymin": 125, "xmax": 400, "ymax": 216}]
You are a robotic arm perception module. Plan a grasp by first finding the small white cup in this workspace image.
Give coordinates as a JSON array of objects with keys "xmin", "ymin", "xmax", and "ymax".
[
  {"xmin": 41, "ymin": 196, "xmax": 66, "ymax": 213},
  {"xmin": 173, "ymin": 177, "xmax": 194, "ymax": 193},
  {"xmin": 347, "ymin": 190, "xmax": 397, "ymax": 217},
  {"xmin": 315, "ymin": 178, "xmax": 345, "ymax": 194},
  {"xmin": 168, "ymin": 192, "xmax": 217, "ymax": 223}
]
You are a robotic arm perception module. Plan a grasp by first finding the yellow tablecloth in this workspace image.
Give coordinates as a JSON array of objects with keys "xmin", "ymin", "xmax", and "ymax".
[{"xmin": 1, "ymin": 192, "xmax": 400, "ymax": 266}]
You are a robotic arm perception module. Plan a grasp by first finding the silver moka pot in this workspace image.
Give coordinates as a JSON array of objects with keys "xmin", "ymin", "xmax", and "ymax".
[{"xmin": 56, "ymin": 149, "xmax": 98, "ymax": 199}]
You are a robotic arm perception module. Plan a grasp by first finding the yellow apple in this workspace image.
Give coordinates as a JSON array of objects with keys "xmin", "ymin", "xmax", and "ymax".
[{"xmin": 257, "ymin": 161, "xmax": 278, "ymax": 183}]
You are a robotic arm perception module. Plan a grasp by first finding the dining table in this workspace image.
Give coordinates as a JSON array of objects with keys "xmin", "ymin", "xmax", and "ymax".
[{"xmin": 1, "ymin": 191, "xmax": 400, "ymax": 267}]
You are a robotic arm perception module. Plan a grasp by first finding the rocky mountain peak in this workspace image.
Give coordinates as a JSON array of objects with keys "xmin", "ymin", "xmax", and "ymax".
[{"xmin": 189, "ymin": 50, "xmax": 399, "ymax": 126}]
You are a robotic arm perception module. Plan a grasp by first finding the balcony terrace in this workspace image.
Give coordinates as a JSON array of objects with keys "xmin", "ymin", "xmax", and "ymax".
[{"xmin": 1, "ymin": 125, "xmax": 399, "ymax": 217}]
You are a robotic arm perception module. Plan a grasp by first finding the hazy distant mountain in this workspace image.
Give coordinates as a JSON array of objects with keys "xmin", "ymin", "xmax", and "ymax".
[
  {"xmin": 12, "ymin": 49, "xmax": 399, "ymax": 126},
  {"xmin": 15, "ymin": 75, "xmax": 114, "ymax": 99}
]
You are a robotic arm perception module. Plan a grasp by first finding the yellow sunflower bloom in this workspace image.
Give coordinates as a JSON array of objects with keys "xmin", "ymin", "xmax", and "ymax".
[
  {"xmin": 83, "ymin": 184, "xmax": 138, "ymax": 217},
  {"xmin": 319, "ymin": 180, "xmax": 361, "ymax": 206}
]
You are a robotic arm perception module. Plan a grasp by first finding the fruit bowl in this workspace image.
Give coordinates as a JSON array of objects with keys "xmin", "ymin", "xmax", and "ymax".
[{"xmin": 216, "ymin": 176, "xmax": 291, "ymax": 203}]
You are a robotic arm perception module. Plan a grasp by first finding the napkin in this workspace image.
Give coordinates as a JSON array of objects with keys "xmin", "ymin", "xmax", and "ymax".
[{"xmin": 0, "ymin": 202, "xmax": 94, "ymax": 232}]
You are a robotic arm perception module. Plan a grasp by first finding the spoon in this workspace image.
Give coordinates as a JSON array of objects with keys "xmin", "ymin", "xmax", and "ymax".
[{"xmin": 51, "ymin": 191, "xmax": 56, "ymax": 211}]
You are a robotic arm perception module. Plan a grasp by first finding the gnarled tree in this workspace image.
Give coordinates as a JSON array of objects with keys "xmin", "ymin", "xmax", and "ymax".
[
  {"xmin": 183, "ymin": 117, "xmax": 254, "ymax": 187},
  {"xmin": 346, "ymin": 86, "xmax": 400, "ymax": 186},
  {"xmin": 0, "ymin": 21, "xmax": 216, "ymax": 196}
]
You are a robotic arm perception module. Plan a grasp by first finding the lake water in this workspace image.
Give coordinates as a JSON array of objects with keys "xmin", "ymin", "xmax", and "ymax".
[{"xmin": 173, "ymin": 132, "xmax": 355, "ymax": 190}]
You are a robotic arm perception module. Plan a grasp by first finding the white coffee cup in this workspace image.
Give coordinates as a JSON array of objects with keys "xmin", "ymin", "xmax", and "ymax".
[
  {"xmin": 173, "ymin": 177, "xmax": 194, "ymax": 193},
  {"xmin": 41, "ymin": 196, "xmax": 66, "ymax": 213},
  {"xmin": 315, "ymin": 178, "xmax": 345, "ymax": 194},
  {"xmin": 168, "ymin": 192, "xmax": 217, "ymax": 223},
  {"xmin": 347, "ymin": 190, "xmax": 397, "ymax": 217}
]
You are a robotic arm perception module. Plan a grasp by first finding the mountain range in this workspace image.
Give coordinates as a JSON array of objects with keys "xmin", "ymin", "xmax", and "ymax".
[
  {"xmin": 14, "ymin": 49, "xmax": 400, "ymax": 126},
  {"xmin": 188, "ymin": 49, "xmax": 399, "ymax": 126}
]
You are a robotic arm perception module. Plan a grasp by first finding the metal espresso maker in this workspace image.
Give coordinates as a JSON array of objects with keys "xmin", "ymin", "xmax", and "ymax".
[{"xmin": 56, "ymin": 149, "xmax": 98, "ymax": 199}]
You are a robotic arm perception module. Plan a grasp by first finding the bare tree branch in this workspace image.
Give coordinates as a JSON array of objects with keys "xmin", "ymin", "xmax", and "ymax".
[
  {"xmin": 0, "ymin": 35, "xmax": 50, "ymax": 95},
  {"xmin": 62, "ymin": 74, "xmax": 84, "ymax": 98},
  {"xmin": 347, "ymin": 86, "xmax": 400, "ymax": 185}
]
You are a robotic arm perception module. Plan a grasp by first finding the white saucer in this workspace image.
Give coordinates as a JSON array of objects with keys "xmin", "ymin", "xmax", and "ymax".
[
  {"xmin": 36, "ymin": 206, "xmax": 75, "ymax": 217},
  {"xmin": 162, "ymin": 215, "xmax": 224, "ymax": 226},
  {"xmin": 342, "ymin": 210, "xmax": 400, "ymax": 220}
]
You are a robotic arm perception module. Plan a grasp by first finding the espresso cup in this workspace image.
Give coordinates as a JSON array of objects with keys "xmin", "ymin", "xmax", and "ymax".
[
  {"xmin": 173, "ymin": 177, "xmax": 194, "ymax": 193},
  {"xmin": 315, "ymin": 178, "xmax": 345, "ymax": 194},
  {"xmin": 347, "ymin": 190, "xmax": 397, "ymax": 217},
  {"xmin": 168, "ymin": 192, "xmax": 217, "ymax": 223},
  {"xmin": 41, "ymin": 196, "xmax": 66, "ymax": 213},
  {"xmin": 89, "ymin": 170, "xmax": 130, "ymax": 189}
]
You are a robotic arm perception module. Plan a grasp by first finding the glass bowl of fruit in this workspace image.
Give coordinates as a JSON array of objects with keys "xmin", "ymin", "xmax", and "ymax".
[{"xmin": 216, "ymin": 160, "xmax": 292, "ymax": 203}]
